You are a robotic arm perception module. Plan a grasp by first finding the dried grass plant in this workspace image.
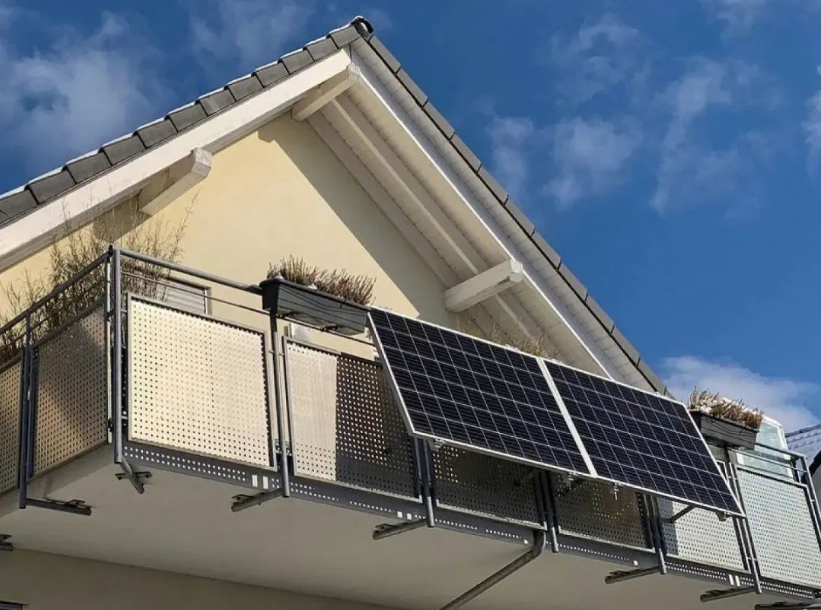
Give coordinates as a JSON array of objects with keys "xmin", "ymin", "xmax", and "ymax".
[
  {"xmin": 689, "ymin": 388, "xmax": 764, "ymax": 430},
  {"xmin": 267, "ymin": 255, "xmax": 376, "ymax": 305},
  {"xmin": 0, "ymin": 196, "xmax": 192, "ymax": 367},
  {"xmin": 456, "ymin": 315, "xmax": 560, "ymax": 359}
]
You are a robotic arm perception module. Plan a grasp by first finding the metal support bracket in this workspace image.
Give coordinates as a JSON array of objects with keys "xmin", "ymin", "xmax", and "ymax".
[
  {"xmin": 439, "ymin": 531, "xmax": 546, "ymax": 610},
  {"xmin": 664, "ymin": 504, "xmax": 696, "ymax": 524},
  {"xmin": 231, "ymin": 490, "xmax": 284, "ymax": 513},
  {"xmin": 0, "ymin": 534, "xmax": 13, "ymax": 552},
  {"xmin": 605, "ymin": 566, "xmax": 663, "ymax": 585},
  {"xmin": 24, "ymin": 498, "xmax": 91, "ymax": 517},
  {"xmin": 700, "ymin": 586, "xmax": 757, "ymax": 603},
  {"xmin": 115, "ymin": 462, "xmax": 150, "ymax": 494},
  {"xmin": 372, "ymin": 518, "xmax": 427, "ymax": 541}
]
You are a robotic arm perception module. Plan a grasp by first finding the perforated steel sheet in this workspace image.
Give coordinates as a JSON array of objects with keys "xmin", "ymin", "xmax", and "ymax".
[
  {"xmin": 0, "ymin": 359, "xmax": 21, "ymax": 494},
  {"xmin": 284, "ymin": 340, "xmax": 416, "ymax": 498},
  {"xmin": 658, "ymin": 499, "xmax": 746, "ymax": 571},
  {"xmin": 433, "ymin": 446, "xmax": 542, "ymax": 526},
  {"xmin": 552, "ymin": 475, "xmax": 650, "ymax": 549},
  {"xmin": 128, "ymin": 297, "xmax": 271, "ymax": 468},
  {"xmin": 34, "ymin": 305, "xmax": 108, "ymax": 475},
  {"xmin": 737, "ymin": 468, "xmax": 821, "ymax": 588}
]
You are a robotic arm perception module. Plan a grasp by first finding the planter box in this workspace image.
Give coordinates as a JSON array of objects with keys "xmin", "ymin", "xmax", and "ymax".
[
  {"xmin": 690, "ymin": 411, "xmax": 758, "ymax": 450},
  {"xmin": 259, "ymin": 277, "xmax": 368, "ymax": 336}
]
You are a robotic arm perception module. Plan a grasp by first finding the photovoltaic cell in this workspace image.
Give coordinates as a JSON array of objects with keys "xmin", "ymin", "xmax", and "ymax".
[
  {"xmin": 369, "ymin": 309, "xmax": 589, "ymax": 474},
  {"xmin": 544, "ymin": 361, "xmax": 742, "ymax": 515}
]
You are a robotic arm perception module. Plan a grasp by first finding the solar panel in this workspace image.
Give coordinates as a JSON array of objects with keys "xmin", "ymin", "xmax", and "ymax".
[
  {"xmin": 543, "ymin": 361, "xmax": 743, "ymax": 515},
  {"xmin": 369, "ymin": 309, "xmax": 591, "ymax": 475}
]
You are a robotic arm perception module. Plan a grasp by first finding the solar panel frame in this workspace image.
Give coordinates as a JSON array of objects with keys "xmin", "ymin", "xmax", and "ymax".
[
  {"xmin": 368, "ymin": 308, "xmax": 594, "ymax": 479},
  {"xmin": 541, "ymin": 358, "xmax": 744, "ymax": 517}
]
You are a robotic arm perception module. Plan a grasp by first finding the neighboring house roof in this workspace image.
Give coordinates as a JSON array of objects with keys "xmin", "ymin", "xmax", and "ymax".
[
  {"xmin": 0, "ymin": 16, "xmax": 666, "ymax": 394},
  {"xmin": 787, "ymin": 423, "xmax": 821, "ymax": 475}
]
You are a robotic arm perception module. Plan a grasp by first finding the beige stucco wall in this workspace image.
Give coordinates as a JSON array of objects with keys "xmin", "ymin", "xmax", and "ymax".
[
  {"xmin": 0, "ymin": 113, "xmax": 454, "ymax": 342},
  {"xmin": 0, "ymin": 549, "xmax": 393, "ymax": 610}
]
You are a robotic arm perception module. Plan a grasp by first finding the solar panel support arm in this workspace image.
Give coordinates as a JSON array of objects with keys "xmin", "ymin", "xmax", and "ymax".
[
  {"xmin": 700, "ymin": 586, "xmax": 757, "ymax": 603},
  {"xmin": 664, "ymin": 504, "xmax": 696, "ymax": 524},
  {"xmin": 438, "ymin": 531, "xmax": 547, "ymax": 610}
]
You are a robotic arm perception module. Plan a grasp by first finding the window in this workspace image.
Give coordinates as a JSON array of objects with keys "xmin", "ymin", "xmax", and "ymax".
[
  {"xmin": 160, "ymin": 277, "xmax": 209, "ymax": 315},
  {"xmin": 736, "ymin": 417, "xmax": 793, "ymax": 479}
]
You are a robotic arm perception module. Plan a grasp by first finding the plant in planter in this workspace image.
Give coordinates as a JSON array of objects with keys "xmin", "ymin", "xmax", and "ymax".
[
  {"xmin": 260, "ymin": 256, "xmax": 375, "ymax": 336},
  {"xmin": 688, "ymin": 389, "xmax": 764, "ymax": 450}
]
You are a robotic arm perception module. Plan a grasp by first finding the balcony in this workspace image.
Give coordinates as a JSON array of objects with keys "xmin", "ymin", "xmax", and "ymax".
[{"xmin": 0, "ymin": 248, "xmax": 820, "ymax": 609}]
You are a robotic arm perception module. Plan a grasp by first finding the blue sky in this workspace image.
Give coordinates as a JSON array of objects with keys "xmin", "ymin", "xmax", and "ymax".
[{"xmin": 0, "ymin": 0, "xmax": 819, "ymax": 429}]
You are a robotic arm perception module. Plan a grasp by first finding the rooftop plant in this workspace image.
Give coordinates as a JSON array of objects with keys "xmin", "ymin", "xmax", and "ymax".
[
  {"xmin": 456, "ymin": 316, "xmax": 560, "ymax": 359},
  {"xmin": 689, "ymin": 388, "xmax": 764, "ymax": 430},
  {"xmin": 266, "ymin": 255, "xmax": 376, "ymax": 306}
]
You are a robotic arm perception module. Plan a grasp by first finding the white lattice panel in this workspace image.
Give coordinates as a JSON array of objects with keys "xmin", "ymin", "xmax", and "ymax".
[
  {"xmin": 34, "ymin": 306, "xmax": 108, "ymax": 475},
  {"xmin": 737, "ymin": 469, "xmax": 821, "ymax": 588},
  {"xmin": 0, "ymin": 360, "xmax": 21, "ymax": 494},
  {"xmin": 285, "ymin": 341, "xmax": 416, "ymax": 498},
  {"xmin": 434, "ymin": 447, "xmax": 541, "ymax": 526},
  {"xmin": 659, "ymin": 499, "xmax": 746, "ymax": 570},
  {"xmin": 553, "ymin": 475, "xmax": 650, "ymax": 549},
  {"xmin": 128, "ymin": 298, "xmax": 271, "ymax": 468}
]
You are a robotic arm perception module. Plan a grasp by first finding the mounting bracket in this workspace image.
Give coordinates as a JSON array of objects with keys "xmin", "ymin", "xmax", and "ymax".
[
  {"xmin": 115, "ymin": 462, "xmax": 151, "ymax": 494},
  {"xmin": 372, "ymin": 518, "xmax": 427, "ymax": 541},
  {"xmin": 439, "ymin": 531, "xmax": 547, "ymax": 610},
  {"xmin": 23, "ymin": 498, "xmax": 91, "ymax": 517},
  {"xmin": 700, "ymin": 586, "xmax": 757, "ymax": 603},
  {"xmin": 0, "ymin": 534, "xmax": 12, "ymax": 552},
  {"xmin": 605, "ymin": 566, "xmax": 663, "ymax": 585},
  {"xmin": 231, "ymin": 490, "xmax": 284, "ymax": 513},
  {"xmin": 664, "ymin": 505, "xmax": 696, "ymax": 524}
]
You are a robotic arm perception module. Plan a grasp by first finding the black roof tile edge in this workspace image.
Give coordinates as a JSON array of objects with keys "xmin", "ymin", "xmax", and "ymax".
[
  {"xmin": 361, "ymin": 29, "xmax": 665, "ymax": 393},
  {"xmin": 0, "ymin": 20, "xmax": 368, "ymax": 229}
]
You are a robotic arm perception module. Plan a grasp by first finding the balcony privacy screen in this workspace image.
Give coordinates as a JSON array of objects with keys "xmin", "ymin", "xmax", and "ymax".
[
  {"xmin": 0, "ymin": 359, "xmax": 21, "ymax": 495},
  {"xmin": 128, "ymin": 297, "xmax": 271, "ymax": 468}
]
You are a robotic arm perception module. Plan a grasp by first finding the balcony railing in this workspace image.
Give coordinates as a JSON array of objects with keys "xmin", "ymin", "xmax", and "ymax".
[{"xmin": 1, "ymin": 248, "xmax": 820, "ymax": 603}]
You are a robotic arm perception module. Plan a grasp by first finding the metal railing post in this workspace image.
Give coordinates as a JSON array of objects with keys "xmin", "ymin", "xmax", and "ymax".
[
  {"xmin": 112, "ymin": 247, "xmax": 124, "ymax": 466},
  {"xmin": 270, "ymin": 321, "xmax": 290, "ymax": 497}
]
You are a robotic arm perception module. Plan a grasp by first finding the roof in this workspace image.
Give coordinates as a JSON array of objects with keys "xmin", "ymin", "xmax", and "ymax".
[
  {"xmin": 787, "ymin": 423, "xmax": 821, "ymax": 474},
  {"xmin": 0, "ymin": 16, "xmax": 666, "ymax": 394}
]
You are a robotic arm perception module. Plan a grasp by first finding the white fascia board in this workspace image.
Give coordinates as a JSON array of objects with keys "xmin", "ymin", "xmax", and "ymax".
[
  {"xmin": 0, "ymin": 49, "xmax": 352, "ymax": 273},
  {"xmin": 350, "ymin": 50, "xmax": 621, "ymax": 382}
]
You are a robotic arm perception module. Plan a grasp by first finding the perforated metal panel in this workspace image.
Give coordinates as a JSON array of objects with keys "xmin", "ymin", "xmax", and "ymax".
[
  {"xmin": 128, "ymin": 297, "xmax": 271, "ymax": 468},
  {"xmin": 0, "ymin": 360, "xmax": 21, "ymax": 494},
  {"xmin": 34, "ymin": 305, "xmax": 108, "ymax": 475},
  {"xmin": 284, "ymin": 340, "xmax": 417, "ymax": 498},
  {"xmin": 433, "ymin": 446, "xmax": 541, "ymax": 527},
  {"xmin": 552, "ymin": 475, "xmax": 651, "ymax": 549},
  {"xmin": 737, "ymin": 468, "xmax": 821, "ymax": 588},
  {"xmin": 658, "ymin": 499, "xmax": 746, "ymax": 571}
]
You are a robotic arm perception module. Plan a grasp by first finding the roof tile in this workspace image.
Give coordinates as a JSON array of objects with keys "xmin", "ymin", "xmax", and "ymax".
[
  {"xmin": 478, "ymin": 167, "xmax": 508, "ymax": 203},
  {"xmin": 227, "ymin": 75, "xmax": 263, "ymax": 100},
  {"xmin": 102, "ymin": 134, "xmax": 145, "ymax": 165},
  {"xmin": 638, "ymin": 358, "xmax": 666, "ymax": 393},
  {"xmin": 505, "ymin": 200, "xmax": 535, "ymax": 236},
  {"xmin": 255, "ymin": 62, "xmax": 288, "ymax": 87},
  {"xmin": 557, "ymin": 263, "xmax": 588, "ymax": 300},
  {"xmin": 67, "ymin": 152, "xmax": 111, "ymax": 184},
  {"xmin": 138, "ymin": 118, "xmax": 177, "ymax": 148},
  {"xmin": 282, "ymin": 48, "xmax": 313, "ymax": 73},
  {"xmin": 368, "ymin": 36, "xmax": 400, "ymax": 73},
  {"xmin": 424, "ymin": 102, "xmax": 455, "ymax": 139},
  {"xmin": 329, "ymin": 25, "xmax": 360, "ymax": 48},
  {"xmin": 0, "ymin": 188, "xmax": 37, "ymax": 221},
  {"xmin": 532, "ymin": 232, "xmax": 561, "ymax": 268},
  {"xmin": 612, "ymin": 327, "xmax": 640, "ymax": 364},
  {"xmin": 28, "ymin": 169, "xmax": 75, "ymax": 204},
  {"xmin": 584, "ymin": 295, "xmax": 614, "ymax": 333},
  {"xmin": 451, "ymin": 134, "xmax": 481, "ymax": 171},
  {"xmin": 169, "ymin": 103, "xmax": 208, "ymax": 131},
  {"xmin": 396, "ymin": 69, "xmax": 427, "ymax": 106},
  {"xmin": 199, "ymin": 89, "xmax": 236, "ymax": 115},
  {"xmin": 306, "ymin": 37, "xmax": 337, "ymax": 61}
]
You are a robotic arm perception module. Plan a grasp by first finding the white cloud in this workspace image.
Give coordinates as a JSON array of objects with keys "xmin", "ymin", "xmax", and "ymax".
[
  {"xmin": 188, "ymin": 0, "xmax": 313, "ymax": 71},
  {"xmin": 802, "ymin": 89, "xmax": 821, "ymax": 170},
  {"xmin": 485, "ymin": 115, "xmax": 535, "ymax": 200},
  {"xmin": 548, "ymin": 13, "xmax": 641, "ymax": 104},
  {"xmin": 0, "ymin": 11, "xmax": 163, "ymax": 173},
  {"xmin": 651, "ymin": 58, "xmax": 759, "ymax": 212},
  {"xmin": 701, "ymin": 0, "xmax": 773, "ymax": 36},
  {"xmin": 662, "ymin": 356, "xmax": 820, "ymax": 431},
  {"xmin": 546, "ymin": 117, "xmax": 642, "ymax": 207}
]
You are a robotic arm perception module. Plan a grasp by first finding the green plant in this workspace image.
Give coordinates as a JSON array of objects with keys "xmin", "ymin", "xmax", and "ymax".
[
  {"xmin": 689, "ymin": 388, "xmax": 764, "ymax": 430},
  {"xmin": 267, "ymin": 256, "xmax": 376, "ymax": 305}
]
